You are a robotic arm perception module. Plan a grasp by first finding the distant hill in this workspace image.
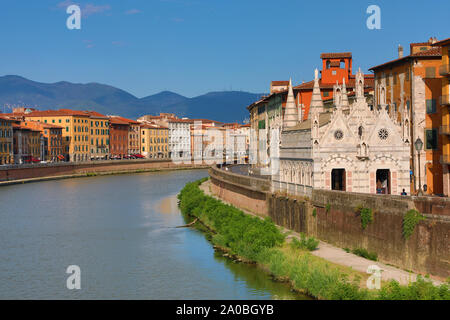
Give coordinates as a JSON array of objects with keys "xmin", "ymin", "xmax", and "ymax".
[{"xmin": 0, "ymin": 75, "xmax": 264, "ymax": 122}]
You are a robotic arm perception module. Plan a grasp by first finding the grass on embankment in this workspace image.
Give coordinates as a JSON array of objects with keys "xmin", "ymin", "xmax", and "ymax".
[{"xmin": 178, "ymin": 178, "xmax": 450, "ymax": 300}]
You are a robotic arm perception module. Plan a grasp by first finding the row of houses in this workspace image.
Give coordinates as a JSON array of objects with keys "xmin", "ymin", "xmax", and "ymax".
[
  {"xmin": 0, "ymin": 108, "xmax": 250, "ymax": 165},
  {"xmin": 247, "ymin": 37, "xmax": 450, "ymax": 197}
]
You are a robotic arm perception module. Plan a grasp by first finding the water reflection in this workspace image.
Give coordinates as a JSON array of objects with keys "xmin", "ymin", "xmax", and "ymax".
[{"xmin": 0, "ymin": 170, "xmax": 307, "ymax": 300}]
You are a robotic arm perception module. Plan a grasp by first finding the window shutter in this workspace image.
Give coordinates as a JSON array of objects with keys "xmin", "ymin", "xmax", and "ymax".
[{"xmin": 426, "ymin": 99, "xmax": 436, "ymax": 114}]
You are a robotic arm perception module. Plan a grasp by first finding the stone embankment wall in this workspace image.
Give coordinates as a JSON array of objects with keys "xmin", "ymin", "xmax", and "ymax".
[
  {"xmin": 0, "ymin": 160, "xmax": 208, "ymax": 182},
  {"xmin": 209, "ymin": 166, "xmax": 270, "ymax": 217},
  {"xmin": 209, "ymin": 166, "xmax": 450, "ymax": 279}
]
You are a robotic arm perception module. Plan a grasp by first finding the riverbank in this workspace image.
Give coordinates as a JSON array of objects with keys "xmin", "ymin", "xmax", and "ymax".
[
  {"xmin": 0, "ymin": 159, "xmax": 210, "ymax": 184},
  {"xmin": 178, "ymin": 178, "xmax": 450, "ymax": 300},
  {"xmin": 201, "ymin": 180, "xmax": 444, "ymax": 287},
  {"xmin": 0, "ymin": 165, "xmax": 209, "ymax": 187}
]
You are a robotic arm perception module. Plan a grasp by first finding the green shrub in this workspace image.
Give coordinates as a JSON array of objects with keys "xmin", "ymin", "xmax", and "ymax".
[
  {"xmin": 355, "ymin": 205, "xmax": 373, "ymax": 229},
  {"xmin": 290, "ymin": 233, "xmax": 319, "ymax": 251},
  {"xmin": 378, "ymin": 276, "xmax": 449, "ymax": 300},
  {"xmin": 351, "ymin": 248, "xmax": 378, "ymax": 261},
  {"xmin": 178, "ymin": 178, "xmax": 285, "ymax": 261},
  {"xmin": 325, "ymin": 203, "xmax": 331, "ymax": 213},
  {"xmin": 312, "ymin": 208, "xmax": 317, "ymax": 217},
  {"xmin": 402, "ymin": 209, "xmax": 425, "ymax": 239}
]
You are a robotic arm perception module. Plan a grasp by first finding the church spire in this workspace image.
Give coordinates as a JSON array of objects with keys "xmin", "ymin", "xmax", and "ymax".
[
  {"xmin": 341, "ymin": 78, "xmax": 349, "ymax": 110},
  {"xmin": 356, "ymin": 68, "xmax": 365, "ymax": 102},
  {"xmin": 309, "ymin": 69, "xmax": 324, "ymax": 118},
  {"xmin": 283, "ymin": 78, "xmax": 298, "ymax": 128}
]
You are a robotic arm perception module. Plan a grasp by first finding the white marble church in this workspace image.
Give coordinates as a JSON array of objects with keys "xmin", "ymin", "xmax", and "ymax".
[{"xmin": 272, "ymin": 68, "xmax": 411, "ymax": 196}]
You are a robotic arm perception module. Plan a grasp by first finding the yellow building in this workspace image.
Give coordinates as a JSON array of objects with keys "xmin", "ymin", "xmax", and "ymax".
[
  {"xmin": 140, "ymin": 123, "xmax": 169, "ymax": 159},
  {"xmin": 0, "ymin": 116, "xmax": 14, "ymax": 164},
  {"xmin": 433, "ymin": 38, "xmax": 450, "ymax": 196},
  {"xmin": 23, "ymin": 109, "xmax": 90, "ymax": 162},
  {"xmin": 85, "ymin": 111, "xmax": 110, "ymax": 160}
]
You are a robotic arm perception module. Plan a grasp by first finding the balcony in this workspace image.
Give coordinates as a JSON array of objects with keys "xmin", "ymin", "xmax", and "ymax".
[
  {"xmin": 441, "ymin": 95, "xmax": 450, "ymax": 106},
  {"xmin": 441, "ymin": 125, "xmax": 450, "ymax": 135},
  {"xmin": 439, "ymin": 64, "xmax": 450, "ymax": 77}
]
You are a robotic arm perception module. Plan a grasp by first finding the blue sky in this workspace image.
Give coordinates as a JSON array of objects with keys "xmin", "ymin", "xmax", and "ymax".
[{"xmin": 0, "ymin": 0, "xmax": 449, "ymax": 98}]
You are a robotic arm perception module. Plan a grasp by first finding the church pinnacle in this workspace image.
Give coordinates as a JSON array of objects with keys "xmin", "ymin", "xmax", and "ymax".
[
  {"xmin": 283, "ymin": 78, "xmax": 298, "ymax": 128},
  {"xmin": 309, "ymin": 68, "xmax": 324, "ymax": 118}
]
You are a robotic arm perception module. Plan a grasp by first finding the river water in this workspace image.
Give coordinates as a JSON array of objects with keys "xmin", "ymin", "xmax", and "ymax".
[{"xmin": 0, "ymin": 170, "xmax": 307, "ymax": 299}]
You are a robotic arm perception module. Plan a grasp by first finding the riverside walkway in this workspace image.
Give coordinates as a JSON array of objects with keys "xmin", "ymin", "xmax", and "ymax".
[{"xmin": 200, "ymin": 179, "xmax": 444, "ymax": 286}]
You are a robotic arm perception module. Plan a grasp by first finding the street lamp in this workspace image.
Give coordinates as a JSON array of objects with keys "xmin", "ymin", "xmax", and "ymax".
[{"xmin": 414, "ymin": 137, "xmax": 423, "ymax": 196}]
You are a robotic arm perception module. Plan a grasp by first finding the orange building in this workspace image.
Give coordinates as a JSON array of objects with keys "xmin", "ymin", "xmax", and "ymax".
[
  {"xmin": 370, "ymin": 37, "xmax": 445, "ymax": 195},
  {"xmin": 12, "ymin": 123, "xmax": 41, "ymax": 163},
  {"xmin": 21, "ymin": 121, "xmax": 64, "ymax": 162},
  {"xmin": 432, "ymin": 38, "xmax": 450, "ymax": 196},
  {"xmin": 110, "ymin": 116, "xmax": 141, "ymax": 155},
  {"xmin": 12, "ymin": 109, "xmax": 92, "ymax": 162},
  {"xmin": 109, "ymin": 117, "xmax": 129, "ymax": 159},
  {"xmin": 294, "ymin": 53, "xmax": 374, "ymax": 119},
  {"xmin": 0, "ymin": 116, "xmax": 14, "ymax": 164}
]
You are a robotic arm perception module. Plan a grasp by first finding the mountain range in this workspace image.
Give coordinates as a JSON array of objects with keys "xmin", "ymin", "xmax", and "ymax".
[{"xmin": 0, "ymin": 75, "xmax": 265, "ymax": 123}]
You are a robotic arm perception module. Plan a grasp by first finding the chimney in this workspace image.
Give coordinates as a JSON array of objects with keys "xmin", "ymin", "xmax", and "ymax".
[{"xmin": 398, "ymin": 44, "xmax": 404, "ymax": 58}]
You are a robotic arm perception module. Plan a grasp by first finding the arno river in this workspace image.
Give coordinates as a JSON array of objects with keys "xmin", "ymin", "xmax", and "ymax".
[{"xmin": 0, "ymin": 170, "xmax": 307, "ymax": 299}]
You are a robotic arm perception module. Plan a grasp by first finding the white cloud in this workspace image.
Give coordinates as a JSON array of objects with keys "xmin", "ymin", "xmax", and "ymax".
[
  {"xmin": 125, "ymin": 9, "xmax": 141, "ymax": 15},
  {"xmin": 56, "ymin": 1, "xmax": 111, "ymax": 17}
]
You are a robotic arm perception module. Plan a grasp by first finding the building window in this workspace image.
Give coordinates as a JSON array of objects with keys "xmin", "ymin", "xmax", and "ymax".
[
  {"xmin": 426, "ymin": 99, "xmax": 436, "ymax": 114},
  {"xmin": 258, "ymin": 120, "xmax": 265, "ymax": 130},
  {"xmin": 425, "ymin": 129, "xmax": 438, "ymax": 150},
  {"xmin": 323, "ymin": 91, "xmax": 329, "ymax": 97}
]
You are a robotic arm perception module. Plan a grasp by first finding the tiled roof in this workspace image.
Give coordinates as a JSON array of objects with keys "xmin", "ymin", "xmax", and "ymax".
[
  {"xmin": 0, "ymin": 115, "xmax": 16, "ymax": 121},
  {"xmin": 271, "ymin": 81, "xmax": 289, "ymax": 86},
  {"xmin": 12, "ymin": 123, "xmax": 32, "ymax": 130},
  {"xmin": 370, "ymin": 47, "xmax": 442, "ymax": 70},
  {"xmin": 24, "ymin": 109, "xmax": 90, "ymax": 117},
  {"xmin": 294, "ymin": 77, "xmax": 374, "ymax": 90},
  {"xmin": 108, "ymin": 117, "xmax": 130, "ymax": 125},
  {"xmin": 411, "ymin": 47, "xmax": 442, "ymax": 57},
  {"xmin": 410, "ymin": 42, "xmax": 430, "ymax": 47},
  {"xmin": 320, "ymin": 52, "xmax": 352, "ymax": 59},
  {"xmin": 284, "ymin": 112, "xmax": 332, "ymax": 131},
  {"xmin": 109, "ymin": 116, "xmax": 140, "ymax": 125},
  {"xmin": 431, "ymin": 37, "xmax": 450, "ymax": 47},
  {"xmin": 141, "ymin": 123, "xmax": 167, "ymax": 129},
  {"xmin": 83, "ymin": 111, "xmax": 108, "ymax": 119},
  {"xmin": 169, "ymin": 119, "xmax": 195, "ymax": 123}
]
